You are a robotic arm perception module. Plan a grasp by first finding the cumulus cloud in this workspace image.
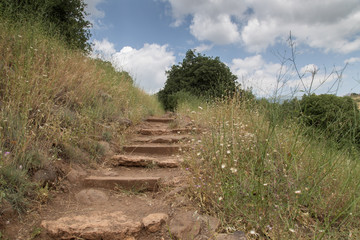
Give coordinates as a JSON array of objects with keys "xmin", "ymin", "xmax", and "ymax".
[
  {"xmin": 230, "ymin": 55, "xmax": 284, "ymax": 96},
  {"xmin": 345, "ymin": 57, "xmax": 360, "ymax": 64},
  {"xmin": 190, "ymin": 14, "xmax": 240, "ymax": 45},
  {"xmin": 166, "ymin": 0, "xmax": 360, "ymax": 53},
  {"xmin": 92, "ymin": 39, "xmax": 176, "ymax": 93},
  {"xmin": 230, "ymin": 55, "xmax": 338, "ymax": 97}
]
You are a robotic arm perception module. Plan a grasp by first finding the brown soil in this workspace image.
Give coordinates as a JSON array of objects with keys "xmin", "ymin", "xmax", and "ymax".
[{"xmin": 0, "ymin": 114, "xmax": 235, "ymax": 240}]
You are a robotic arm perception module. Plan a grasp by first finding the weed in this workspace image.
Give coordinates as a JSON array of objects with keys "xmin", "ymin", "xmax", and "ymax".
[{"xmin": 30, "ymin": 227, "xmax": 42, "ymax": 239}]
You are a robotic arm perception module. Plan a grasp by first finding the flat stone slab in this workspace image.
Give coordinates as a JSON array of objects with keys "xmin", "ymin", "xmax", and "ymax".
[
  {"xmin": 122, "ymin": 144, "xmax": 183, "ymax": 155},
  {"xmin": 132, "ymin": 135, "xmax": 190, "ymax": 144},
  {"xmin": 41, "ymin": 211, "xmax": 142, "ymax": 240},
  {"xmin": 111, "ymin": 155, "xmax": 181, "ymax": 168},
  {"xmin": 138, "ymin": 128, "xmax": 192, "ymax": 135},
  {"xmin": 83, "ymin": 176, "xmax": 160, "ymax": 191},
  {"xmin": 145, "ymin": 117, "xmax": 175, "ymax": 123}
]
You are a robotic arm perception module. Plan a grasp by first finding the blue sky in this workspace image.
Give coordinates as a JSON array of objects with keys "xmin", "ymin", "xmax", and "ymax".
[{"xmin": 85, "ymin": 0, "xmax": 360, "ymax": 97}]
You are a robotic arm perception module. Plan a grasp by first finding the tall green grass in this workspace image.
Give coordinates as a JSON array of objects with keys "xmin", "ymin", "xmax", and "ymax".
[
  {"xmin": 0, "ymin": 18, "xmax": 163, "ymax": 212},
  {"xmin": 179, "ymin": 96, "xmax": 360, "ymax": 239}
]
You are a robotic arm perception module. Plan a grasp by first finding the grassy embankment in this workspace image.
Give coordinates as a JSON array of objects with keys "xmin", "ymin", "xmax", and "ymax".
[
  {"xmin": 177, "ymin": 96, "xmax": 360, "ymax": 239},
  {"xmin": 0, "ymin": 19, "xmax": 163, "ymax": 213}
]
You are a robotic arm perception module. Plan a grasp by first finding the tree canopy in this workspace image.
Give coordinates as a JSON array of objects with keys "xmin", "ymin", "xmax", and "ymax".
[
  {"xmin": 158, "ymin": 50, "xmax": 237, "ymax": 110},
  {"xmin": 0, "ymin": 0, "xmax": 91, "ymax": 51}
]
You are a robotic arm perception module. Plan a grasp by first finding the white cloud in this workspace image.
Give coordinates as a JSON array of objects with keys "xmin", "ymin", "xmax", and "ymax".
[
  {"xmin": 230, "ymin": 55, "xmax": 283, "ymax": 96},
  {"xmin": 166, "ymin": 0, "xmax": 360, "ymax": 53},
  {"xmin": 190, "ymin": 14, "xmax": 240, "ymax": 45},
  {"xmin": 230, "ymin": 55, "xmax": 338, "ymax": 97},
  {"xmin": 92, "ymin": 39, "xmax": 176, "ymax": 93},
  {"xmin": 345, "ymin": 57, "xmax": 360, "ymax": 64},
  {"xmin": 92, "ymin": 39, "xmax": 116, "ymax": 58}
]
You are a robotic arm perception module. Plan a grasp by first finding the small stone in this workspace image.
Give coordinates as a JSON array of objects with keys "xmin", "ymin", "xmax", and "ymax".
[
  {"xmin": 75, "ymin": 189, "xmax": 109, "ymax": 204},
  {"xmin": 169, "ymin": 211, "xmax": 201, "ymax": 239},
  {"xmin": 32, "ymin": 164, "xmax": 57, "ymax": 186},
  {"xmin": 198, "ymin": 214, "xmax": 221, "ymax": 234},
  {"xmin": 142, "ymin": 213, "xmax": 168, "ymax": 233},
  {"xmin": 215, "ymin": 231, "xmax": 247, "ymax": 240},
  {"xmin": 67, "ymin": 167, "xmax": 87, "ymax": 183}
]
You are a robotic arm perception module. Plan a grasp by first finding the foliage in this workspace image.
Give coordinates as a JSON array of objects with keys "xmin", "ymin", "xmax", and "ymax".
[
  {"xmin": 177, "ymin": 96, "xmax": 360, "ymax": 239},
  {"xmin": 299, "ymin": 94, "xmax": 360, "ymax": 146},
  {"xmin": 0, "ymin": 0, "xmax": 91, "ymax": 51},
  {"xmin": 158, "ymin": 49, "xmax": 238, "ymax": 111}
]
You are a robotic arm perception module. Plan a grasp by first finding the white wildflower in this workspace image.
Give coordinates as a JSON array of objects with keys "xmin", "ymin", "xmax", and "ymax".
[
  {"xmin": 249, "ymin": 230, "xmax": 258, "ymax": 235},
  {"xmin": 221, "ymin": 164, "xmax": 226, "ymax": 169},
  {"xmin": 230, "ymin": 167, "xmax": 237, "ymax": 173}
]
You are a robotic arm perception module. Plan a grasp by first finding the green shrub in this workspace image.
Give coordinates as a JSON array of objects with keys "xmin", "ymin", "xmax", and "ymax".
[{"xmin": 299, "ymin": 94, "xmax": 360, "ymax": 146}]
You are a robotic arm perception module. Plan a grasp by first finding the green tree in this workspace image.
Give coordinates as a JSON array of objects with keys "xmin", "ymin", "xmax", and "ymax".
[
  {"xmin": 158, "ymin": 49, "xmax": 237, "ymax": 110},
  {"xmin": 0, "ymin": 0, "xmax": 91, "ymax": 51}
]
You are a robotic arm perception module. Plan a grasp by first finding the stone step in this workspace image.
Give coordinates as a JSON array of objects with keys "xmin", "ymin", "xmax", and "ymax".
[
  {"xmin": 122, "ymin": 144, "xmax": 184, "ymax": 155},
  {"xmin": 131, "ymin": 135, "xmax": 190, "ymax": 144},
  {"xmin": 110, "ymin": 154, "xmax": 182, "ymax": 168},
  {"xmin": 83, "ymin": 176, "xmax": 160, "ymax": 191},
  {"xmin": 139, "ymin": 128, "xmax": 193, "ymax": 135},
  {"xmin": 145, "ymin": 117, "xmax": 175, "ymax": 123},
  {"xmin": 41, "ymin": 211, "xmax": 169, "ymax": 240}
]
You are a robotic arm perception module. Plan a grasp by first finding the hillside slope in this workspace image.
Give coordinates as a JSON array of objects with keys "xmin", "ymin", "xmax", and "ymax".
[{"xmin": 0, "ymin": 19, "xmax": 163, "ymax": 216}]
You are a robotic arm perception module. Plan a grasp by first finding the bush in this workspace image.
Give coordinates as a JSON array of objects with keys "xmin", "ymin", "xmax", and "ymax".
[
  {"xmin": 158, "ymin": 49, "xmax": 237, "ymax": 111},
  {"xmin": 299, "ymin": 94, "xmax": 360, "ymax": 145}
]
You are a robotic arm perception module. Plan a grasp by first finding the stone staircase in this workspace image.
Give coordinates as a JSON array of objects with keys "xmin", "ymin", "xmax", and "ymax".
[
  {"xmin": 38, "ymin": 116, "xmax": 243, "ymax": 240},
  {"xmin": 39, "ymin": 116, "xmax": 190, "ymax": 239}
]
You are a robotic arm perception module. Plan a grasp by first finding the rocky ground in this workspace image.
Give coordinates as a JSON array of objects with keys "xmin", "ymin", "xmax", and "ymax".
[{"xmin": 1, "ymin": 115, "xmax": 245, "ymax": 240}]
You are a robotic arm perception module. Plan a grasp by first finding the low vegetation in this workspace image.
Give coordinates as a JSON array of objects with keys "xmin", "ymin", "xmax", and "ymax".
[
  {"xmin": 179, "ymin": 94, "xmax": 360, "ymax": 239},
  {"xmin": 0, "ymin": 18, "xmax": 162, "ymax": 213}
]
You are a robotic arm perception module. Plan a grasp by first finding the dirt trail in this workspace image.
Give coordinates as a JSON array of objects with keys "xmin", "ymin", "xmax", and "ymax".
[{"xmin": 2, "ymin": 115, "xmax": 245, "ymax": 240}]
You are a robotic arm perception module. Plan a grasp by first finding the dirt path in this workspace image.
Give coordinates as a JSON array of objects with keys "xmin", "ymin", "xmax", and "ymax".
[{"xmin": 2, "ymin": 115, "xmax": 243, "ymax": 240}]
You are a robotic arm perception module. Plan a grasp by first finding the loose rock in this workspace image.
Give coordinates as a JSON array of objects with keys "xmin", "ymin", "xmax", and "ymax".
[
  {"xmin": 142, "ymin": 213, "xmax": 168, "ymax": 233},
  {"xmin": 75, "ymin": 189, "xmax": 109, "ymax": 204},
  {"xmin": 169, "ymin": 211, "xmax": 201, "ymax": 239}
]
